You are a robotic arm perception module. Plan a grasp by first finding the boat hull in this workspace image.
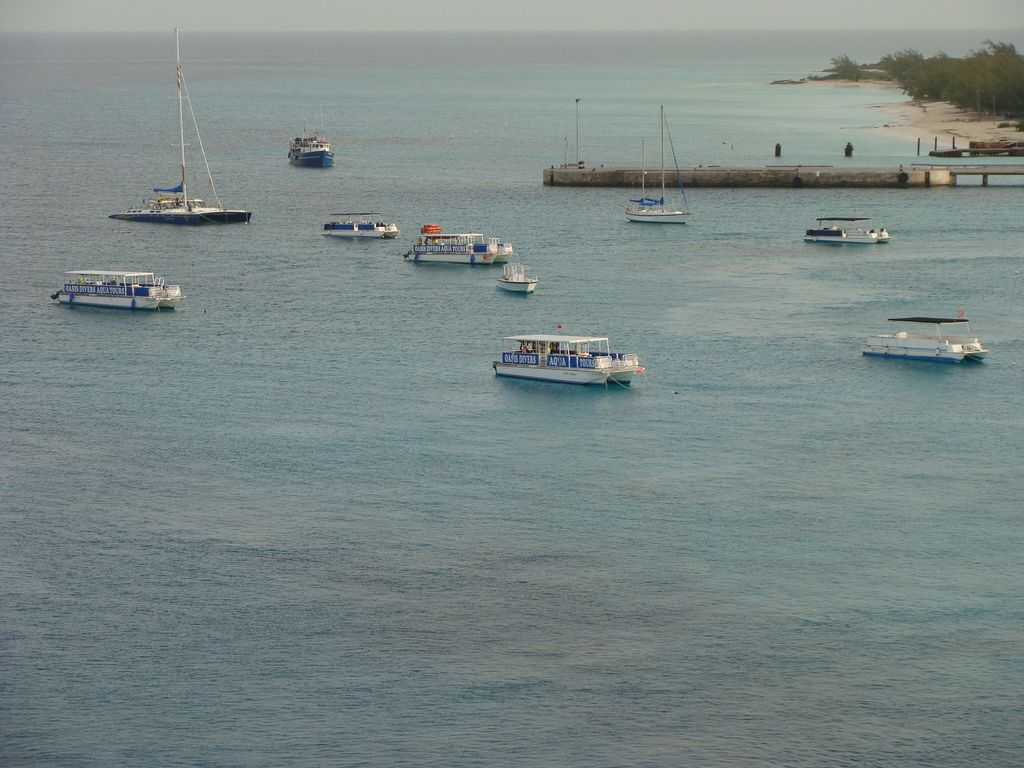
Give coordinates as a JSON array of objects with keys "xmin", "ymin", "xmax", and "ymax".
[
  {"xmin": 493, "ymin": 364, "xmax": 612, "ymax": 385},
  {"xmin": 289, "ymin": 150, "xmax": 334, "ymax": 167},
  {"xmin": 324, "ymin": 224, "xmax": 399, "ymax": 239},
  {"xmin": 109, "ymin": 210, "xmax": 251, "ymax": 225},
  {"xmin": 58, "ymin": 293, "xmax": 181, "ymax": 310},
  {"xmin": 406, "ymin": 249, "xmax": 512, "ymax": 264},
  {"xmin": 496, "ymin": 279, "xmax": 537, "ymax": 293},
  {"xmin": 862, "ymin": 345, "xmax": 987, "ymax": 362},
  {"xmin": 625, "ymin": 209, "xmax": 691, "ymax": 223},
  {"xmin": 804, "ymin": 230, "xmax": 889, "ymax": 244}
]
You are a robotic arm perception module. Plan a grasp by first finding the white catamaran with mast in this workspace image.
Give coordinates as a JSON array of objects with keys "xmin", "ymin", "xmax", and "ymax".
[
  {"xmin": 625, "ymin": 105, "xmax": 691, "ymax": 224},
  {"xmin": 110, "ymin": 29, "xmax": 251, "ymax": 225}
]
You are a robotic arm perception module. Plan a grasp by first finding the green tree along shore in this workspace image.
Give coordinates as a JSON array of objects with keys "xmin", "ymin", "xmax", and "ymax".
[{"xmin": 816, "ymin": 42, "xmax": 1024, "ymax": 130}]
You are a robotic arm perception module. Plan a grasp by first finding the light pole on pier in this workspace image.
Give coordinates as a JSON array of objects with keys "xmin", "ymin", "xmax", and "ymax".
[{"xmin": 575, "ymin": 98, "xmax": 581, "ymax": 167}]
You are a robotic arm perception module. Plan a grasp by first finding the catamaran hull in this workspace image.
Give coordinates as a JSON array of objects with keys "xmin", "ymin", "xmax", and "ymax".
[
  {"xmin": 406, "ymin": 251, "xmax": 511, "ymax": 264},
  {"xmin": 862, "ymin": 345, "xmax": 987, "ymax": 362},
  {"xmin": 109, "ymin": 210, "xmax": 251, "ymax": 225},
  {"xmin": 804, "ymin": 229, "xmax": 890, "ymax": 244},
  {"xmin": 58, "ymin": 294, "xmax": 181, "ymax": 310},
  {"xmin": 625, "ymin": 210, "xmax": 691, "ymax": 223},
  {"xmin": 289, "ymin": 150, "xmax": 334, "ymax": 167},
  {"xmin": 324, "ymin": 226, "xmax": 399, "ymax": 239},
  {"xmin": 493, "ymin": 364, "xmax": 614, "ymax": 385}
]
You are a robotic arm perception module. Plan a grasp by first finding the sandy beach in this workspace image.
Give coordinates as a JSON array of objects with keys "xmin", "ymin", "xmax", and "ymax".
[
  {"xmin": 876, "ymin": 97, "xmax": 1021, "ymax": 145},
  {"xmin": 801, "ymin": 78, "xmax": 1022, "ymax": 146}
]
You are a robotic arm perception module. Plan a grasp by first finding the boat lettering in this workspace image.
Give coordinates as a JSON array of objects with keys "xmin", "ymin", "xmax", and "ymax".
[
  {"xmin": 503, "ymin": 352, "xmax": 539, "ymax": 365},
  {"xmin": 65, "ymin": 284, "xmax": 128, "ymax": 296},
  {"xmin": 416, "ymin": 245, "xmax": 471, "ymax": 253},
  {"xmin": 576, "ymin": 357, "xmax": 597, "ymax": 368},
  {"xmin": 547, "ymin": 354, "xmax": 570, "ymax": 368}
]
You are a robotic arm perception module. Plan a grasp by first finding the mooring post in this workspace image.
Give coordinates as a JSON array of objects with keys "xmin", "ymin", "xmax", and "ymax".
[
  {"xmin": 775, "ymin": 143, "xmax": 781, "ymax": 157},
  {"xmin": 917, "ymin": 138, "xmax": 921, "ymax": 156}
]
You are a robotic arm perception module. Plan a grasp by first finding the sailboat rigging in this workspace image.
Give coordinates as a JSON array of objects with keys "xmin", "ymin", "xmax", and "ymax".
[
  {"xmin": 109, "ymin": 29, "xmax": 251, "ymax": 225},
  {"xmin": 625, "ymin": 105, "xmax": 691, "ymax": 224}
]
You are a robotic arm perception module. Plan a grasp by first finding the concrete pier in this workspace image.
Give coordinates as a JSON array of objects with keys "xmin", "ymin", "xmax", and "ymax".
[{"xmin": 543, "ymin": 165, "xmax": 953, "ymax": 188}]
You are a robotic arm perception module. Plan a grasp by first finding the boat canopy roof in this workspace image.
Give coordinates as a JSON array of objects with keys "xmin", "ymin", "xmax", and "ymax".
[
  {"xmin": 330, "ymin": 212, "xmax": 383, "ymax": 217},
  {"xmin": 817, "ymin": 217, "xmax": 870, "ymax": 222},
  {"xmin": 504, "ymin": 334, "xmax": 609, "ymax": 344},
  {"xmin": 66, "ymin": 270, "xmax": 155, "ymax": 278},
  {"xmin": 888, "ymin": 316, "xmax": 969, "ymax": 324}
]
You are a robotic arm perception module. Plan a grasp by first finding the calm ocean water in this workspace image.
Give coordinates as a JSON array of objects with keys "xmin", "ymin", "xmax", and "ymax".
[{"xmin": 2, "ymin": 30, "xmax": 1024, "ymax": 767}]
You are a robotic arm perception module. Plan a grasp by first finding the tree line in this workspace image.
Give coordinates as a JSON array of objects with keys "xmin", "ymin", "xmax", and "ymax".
[{"xmin": 816, "ymin": 41, "xmax": 1024, "ymax": 121}]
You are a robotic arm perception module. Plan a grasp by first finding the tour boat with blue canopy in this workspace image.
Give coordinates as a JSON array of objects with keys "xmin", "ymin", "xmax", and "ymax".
[
  {"xmin": 404, "ymin": 225, "xmax": 515, "ymax": 264},
  {"xmin": 109, "ymin": 30, "xmax": 251, "ymax": 226},
  {"xmin": 323, "ymin": 213, "xmax": 399, "ymax": 238},
  {"xmin": 493, "ymin": 334, "xmax": 643, "ymax": 386},
  {"xmin": 289, "ymin": 130, "xmax": 334, "ymax": 167},
  {"xmin": 862, "ymin": 316, "xmax": 987, "ymax": 362},
  {"xmin": 51, "ymin": 270, "xmax": 185, "ymax": 310},
  {"xmin": 804, "ymin": 217, "xmax": 890, "ymax": 243}
]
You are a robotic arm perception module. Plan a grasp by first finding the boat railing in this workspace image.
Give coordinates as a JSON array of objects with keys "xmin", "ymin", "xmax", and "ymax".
[{"xmin": 888, "ymin": 332, "xmax": 979, "ymax": 344}]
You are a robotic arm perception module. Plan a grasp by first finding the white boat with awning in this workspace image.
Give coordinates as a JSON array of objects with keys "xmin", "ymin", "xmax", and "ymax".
[
  {"xmin": 51, "ymin": 270, "xmax": 185, "ymax": 310},
  {"xmin": 323, "ymin": 213, "xmax": 399, "ymax": 238},
  {"xmin": 804, "ymin": 218, "xmax": 890, "ymax": 243},
  {"xmin": 493, "ymin": 334, "xmax": 643, "ymax": 386},
  {"xmin": 862, "ymin": 316, "xmax": 987, "ymax": 362},
  {"xmin": 404, "ymin": 225, "xmax": 515, "ymax": 264}
]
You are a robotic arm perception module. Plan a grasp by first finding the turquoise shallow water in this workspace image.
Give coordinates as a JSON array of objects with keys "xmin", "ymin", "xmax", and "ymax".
[{"xmin": 2, "ymin": 30, "xmax": 1024, "ymax": 767}]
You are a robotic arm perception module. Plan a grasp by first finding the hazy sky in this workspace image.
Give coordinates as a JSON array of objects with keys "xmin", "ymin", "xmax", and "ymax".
[{"xmin": 2, "ymin": 0, "xmax": 1022, "ymax": 32}]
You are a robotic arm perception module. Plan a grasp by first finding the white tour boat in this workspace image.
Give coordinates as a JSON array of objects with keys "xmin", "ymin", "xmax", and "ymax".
[
  {"xmin": 51, "ymin": 270, "xmax": 185, "ymax": 310},
  {"xmin": 496, "ymin": 262, "xmax": 538, "ymax": 293},
  {"xmin": 493, "ymin": 334, "xmax": 643, "ymax": 386},
  {"xmin": 404, "ymin": 225, "xmax": 515, "ymax": 264},
  {"xmin": 625, "ymin": 106, "xmax": 692, "ymax": 224},
  {"xmin": 804, "ymin": 217, "xmax": 890, "ymax": 244},
  {"xmin": 323, "ymin": 213, "xmax": 399, "ymax": 239},
  {"xmin": 862, "ymin": 316, "xmax": 988, "ymax": 362}
]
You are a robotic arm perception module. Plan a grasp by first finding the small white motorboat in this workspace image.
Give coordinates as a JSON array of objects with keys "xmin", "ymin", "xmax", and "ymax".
[
  {"xmin": 805, "ymin": 217, "xmax": 891, "ymax": 244},
  {"xmin": 323, "ymin": 213, "xmax": 399, "ymax": 238},
  {"xmin": 404, "ymin": 225, "xmax": 515, "ymax": 264},
  {"xmin": 862, "ymin": 316, "xmax": 988, "ymax": 362},
  {"xmin": 493, "ymin": 334, "xmax": 643, "ymax": 386},
  {"xmin": 496, "ymin": 262, "xmax": 537, "ymax": 293},
  {"xmin": 52, "ymin": 270, "xmax": 185, "ymax": 310}
]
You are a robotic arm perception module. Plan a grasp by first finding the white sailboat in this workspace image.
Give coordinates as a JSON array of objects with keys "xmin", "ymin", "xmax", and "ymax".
[
  {"xmin": 625, "ymin": 105, "xmax": 691, "ymax": 224},
  {"xmin": 109, "ymin": 29, "xmax": 251, "ymax": 225}
]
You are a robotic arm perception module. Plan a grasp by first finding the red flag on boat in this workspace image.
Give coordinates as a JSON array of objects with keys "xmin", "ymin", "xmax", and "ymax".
[{"xmin": 957, "ymin": 309, "xmax": 966, "ymax": 319}]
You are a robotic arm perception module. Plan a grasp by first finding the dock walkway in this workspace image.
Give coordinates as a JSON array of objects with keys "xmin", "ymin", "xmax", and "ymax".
[{"xmin": 544, "ymin": 165, "xmax": 954, "ymax": 188}]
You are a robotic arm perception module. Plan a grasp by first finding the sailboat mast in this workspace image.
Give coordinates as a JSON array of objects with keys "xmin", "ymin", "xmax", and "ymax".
[
  {"xmin": 660, "ymin": 105, "xmax": 666, "ymax": 202},
  {"xmin": 175, "ymin": 29, "xmax": 187, "ymax": 206},
  {"xmin": 640, "ymin": 139, "xmax": 646, "ymax": 199}
]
